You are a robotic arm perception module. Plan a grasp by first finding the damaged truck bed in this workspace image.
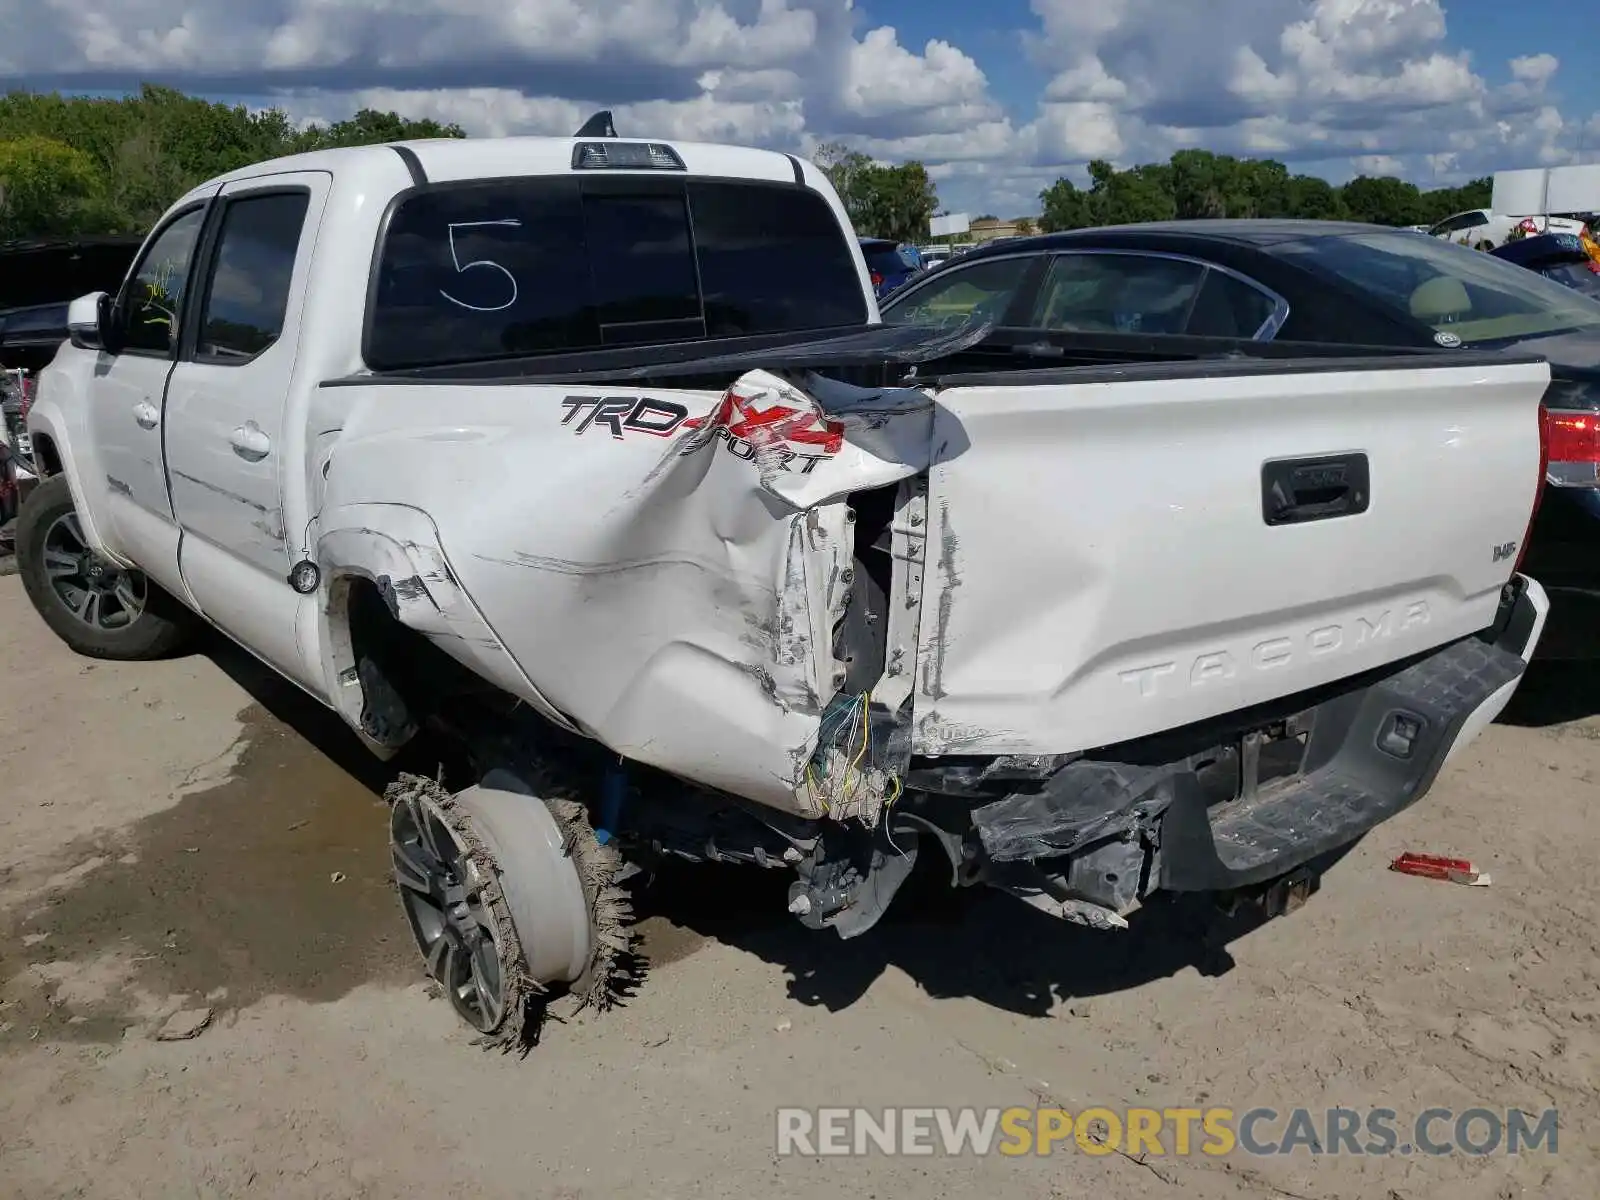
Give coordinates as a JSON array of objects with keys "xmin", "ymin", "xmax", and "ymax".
[
  {"xmin": 318, "ymin": 327, "xmax": 1552, "ymax": 942},
  {"xmin": 19, "ymin": 132, "xmax": 1553, "ymax": 1044}
]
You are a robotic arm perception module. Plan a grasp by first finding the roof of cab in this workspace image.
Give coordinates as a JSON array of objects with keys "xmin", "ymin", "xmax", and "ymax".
[{"xmin": 202, "ymin": 136, "xmax": 807, "ymax": 191}]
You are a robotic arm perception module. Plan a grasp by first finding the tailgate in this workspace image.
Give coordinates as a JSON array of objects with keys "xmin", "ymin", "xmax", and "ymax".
[{"xmin": 913, "ymin": 355, "xmax": 1550, "ymax": 756}]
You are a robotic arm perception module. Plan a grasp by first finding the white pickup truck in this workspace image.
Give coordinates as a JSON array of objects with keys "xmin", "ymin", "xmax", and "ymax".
[{"xmin": 18, "ymin": 127, "xmax": 1553, "ymax": 1048}]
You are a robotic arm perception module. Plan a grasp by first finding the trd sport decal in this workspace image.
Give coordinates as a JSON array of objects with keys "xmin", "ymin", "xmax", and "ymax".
[
  {"xmin": 560, "ymin": 388, "xmax": 844, "ymax": 474},
  {"xmin": 683, "ymin": 387, "xmax": 844, "ymax": 456},
  {"xmin": 560, "ymin": 396, "xmax": 690, "ymax": 438}
]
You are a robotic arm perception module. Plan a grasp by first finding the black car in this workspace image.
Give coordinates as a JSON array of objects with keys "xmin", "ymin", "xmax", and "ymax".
[{"xmin": 880, "ymin": 220, "xmax": 1600, "ymax": 658}]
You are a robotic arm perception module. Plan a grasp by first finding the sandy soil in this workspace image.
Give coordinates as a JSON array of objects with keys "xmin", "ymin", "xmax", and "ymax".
[{"xmin": 1, "ymin": 570, "xmax": 1597, "ymax": 1199}]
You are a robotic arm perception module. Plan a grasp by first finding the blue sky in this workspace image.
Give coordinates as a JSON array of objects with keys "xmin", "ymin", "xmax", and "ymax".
[{"xmin": 1, "ymin": 0, "xmax": 1595, "ymax": 215}]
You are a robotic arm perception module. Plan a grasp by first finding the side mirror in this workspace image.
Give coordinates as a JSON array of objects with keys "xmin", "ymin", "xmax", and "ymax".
[{"xmin": 67, "ymin": 292, "xmax": 109, "ymax": 352}]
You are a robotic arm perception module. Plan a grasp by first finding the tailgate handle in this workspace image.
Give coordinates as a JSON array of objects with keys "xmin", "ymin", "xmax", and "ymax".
[{"xmin": 1262, "ymin": 454, "xmax": 1370, "ymax": 526}]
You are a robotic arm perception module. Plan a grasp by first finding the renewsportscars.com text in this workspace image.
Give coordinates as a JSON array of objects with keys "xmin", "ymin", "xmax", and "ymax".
[{"xmin": 775, "ymin": 1106, "xmax": 1559, "ymax": 1158}]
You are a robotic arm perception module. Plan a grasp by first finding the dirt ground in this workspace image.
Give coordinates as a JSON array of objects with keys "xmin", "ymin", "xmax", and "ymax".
[{"xmin": 1, "ymin": 572, "xmax": 1597, "ymax": 1199}]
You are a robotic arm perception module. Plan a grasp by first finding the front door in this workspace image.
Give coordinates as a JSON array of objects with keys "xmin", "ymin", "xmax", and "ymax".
[
  {"xmin": 163, "ymin": 172, "xmax": 328, "ymax": 687},
  {"xmin": 88, "ymin": 197, "xmax": 215, "ymax": 604}
]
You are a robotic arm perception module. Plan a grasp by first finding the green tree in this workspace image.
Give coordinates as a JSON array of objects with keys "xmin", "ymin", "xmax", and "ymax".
[
  {"xmin": 1284, "ymin": 175, "xmax": 1346, "ymax": 220},
  {"xmin": 1086, "ymin": 159, "xmax": 1176, "ymax": 225},
  {"xmin": 1039, "ymin": 177, "xmax": 1094, "ymax": 231},
  {"xmin": 295, "ymin": 108, "xmax": 466, "ymax": 151},
  {"xmin": 0, "ymin": 136, "xmax": 102, "ymax": 239},
  {"xmin": 814, "ymin": 141, "xmax": 874, "ymax": 226},
  {"xmin": 814, "ymin": 143, "xmax": 938, "ymax": 241},
  {"xmin": 1037, "ymin": 153, "xmax": 1479, "ymax": 232},
  {"xmin": 856, "ymin": 161, "xmax": 938, "ymax": 242},
  {"xmin": 0, "ymin": 84, "xmax": 467, "ymax": 237},
  {"xmin": 1338, "ymin": 175, "xmax": 1424, "ymax": 226}
]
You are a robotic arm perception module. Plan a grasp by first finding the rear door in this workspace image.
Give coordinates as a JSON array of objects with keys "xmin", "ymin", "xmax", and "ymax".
[
  {"xmin": 912, "ymin": 356, "xmax": 1549, "ymax": 756},
  {"xmin": 163, "ymin": 172, "xmax": 328, "ymax": 686}
]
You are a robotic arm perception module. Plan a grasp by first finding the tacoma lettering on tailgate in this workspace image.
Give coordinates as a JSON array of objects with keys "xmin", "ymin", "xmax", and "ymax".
[{"xmin": 1119, "ymin": 602, "xmax": 1433, "ymax": 697}]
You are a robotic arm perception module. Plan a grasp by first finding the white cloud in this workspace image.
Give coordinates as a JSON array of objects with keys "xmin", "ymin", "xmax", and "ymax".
[
  {"xmin": 1352, "ymin": 154, "xmax": 1404, "ymax": 176},
  {"xmin": 0, "ymin": 0, "xmax": 1588, "ymax": 216},
  {"xmin": 1509, "ymin": 53, "xmax": 1559, "ymax": 88}
]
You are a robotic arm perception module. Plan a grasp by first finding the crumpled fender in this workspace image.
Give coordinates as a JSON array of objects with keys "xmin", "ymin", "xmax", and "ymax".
[
  {"xmin": 312, "ymin": 368, "xmax": 939, "ymax": 815},
  {"xmin": 315, "ymin": 502, "xmax": 577, "ymax": 737}
]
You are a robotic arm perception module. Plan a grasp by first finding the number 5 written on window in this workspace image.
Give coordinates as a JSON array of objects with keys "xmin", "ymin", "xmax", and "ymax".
[{"xmin": 439, "ymin": 219, "xmax": 521, "ymax": 312}]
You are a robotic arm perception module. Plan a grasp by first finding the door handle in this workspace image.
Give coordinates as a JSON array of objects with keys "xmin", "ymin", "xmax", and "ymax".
[
  {"xmin": 1261, "ymin": 454, "xmax": 1371, "ymax": 526},
  {"xmin": 133, "ymin": 402, "xmax": 159, "ymax": 430},
  {"xmin": 230, "ymin": 421, "xmax": 272, "ymax": 461}
]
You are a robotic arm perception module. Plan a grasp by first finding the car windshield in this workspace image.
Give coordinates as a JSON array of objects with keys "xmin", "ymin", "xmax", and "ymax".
[{"xmin": 1277, "ymin": 229, "xmax": 1600, "ymax": 345}]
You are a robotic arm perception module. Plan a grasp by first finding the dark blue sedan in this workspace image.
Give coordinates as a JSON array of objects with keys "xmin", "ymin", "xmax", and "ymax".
[
  {"xmin": 859, "ymin": 238, "xmax": 923, "ymax": 299},
  {"xmin": 1492, "ymin": 233, "xmax": 1600, "ymax": 300}
]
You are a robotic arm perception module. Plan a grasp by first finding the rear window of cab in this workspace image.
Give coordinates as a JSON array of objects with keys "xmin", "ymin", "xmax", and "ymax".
[{"xmin": 365, "ymin": 176, "xmax": 868, "ymax": 370}]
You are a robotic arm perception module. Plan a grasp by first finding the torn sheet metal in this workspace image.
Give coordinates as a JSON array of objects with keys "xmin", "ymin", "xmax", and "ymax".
[
  {"xmin": 322, "ymin": 368, "xmax": 936, "ymax": 814},
  {"xmin": 315, "ymin": 504, "xmax": 576, "ymax": 738}
]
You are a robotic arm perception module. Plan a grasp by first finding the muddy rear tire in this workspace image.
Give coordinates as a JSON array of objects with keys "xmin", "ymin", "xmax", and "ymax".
[{"xmin": 15, "ymin": 474, "xmax": 192, "ymax": 660}]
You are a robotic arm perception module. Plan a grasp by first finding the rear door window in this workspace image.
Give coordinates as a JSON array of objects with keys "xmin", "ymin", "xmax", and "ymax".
[
  {"xmin": 366, "ymin": 176, "xmax": 866, "ymax": 370},
  {"xmin": 196, "ymin": 191, "xmax": 311, "ymax": 362},
  {"xmin": 1030, "ymin": 253, "xmax": 1206, "ymax": 334},
  {"xmin": 1185, "ymin": 268, "xmax": 1283, "ymax": 338}
]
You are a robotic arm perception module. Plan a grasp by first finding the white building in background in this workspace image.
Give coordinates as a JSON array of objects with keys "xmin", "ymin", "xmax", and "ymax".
[{"xmin": 1492, "ymin": 164, "xmax": 1600, "ymax": 216}]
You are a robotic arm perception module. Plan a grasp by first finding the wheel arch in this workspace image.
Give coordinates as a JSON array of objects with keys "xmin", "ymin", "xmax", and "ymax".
[
  {"xmin": 315, "ymin": 504, "xmax": 579, "ymax": 748},
  {"xmin": 20, "ymin": 406, "xmax": 117, "ymax": 560}
]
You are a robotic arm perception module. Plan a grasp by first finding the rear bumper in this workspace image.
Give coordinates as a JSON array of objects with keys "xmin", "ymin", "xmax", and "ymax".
[
  {"xmin": 973, "ymin": 576, "xmax": 1549, "ymax": 896},
  {"xmin": 1161, "ymin": 575, "xmax": 1547, "ymax": 890}
]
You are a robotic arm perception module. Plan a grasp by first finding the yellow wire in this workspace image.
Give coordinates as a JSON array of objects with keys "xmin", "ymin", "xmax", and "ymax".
[
  {"xmin": 847, "ymin": 691, "xmax": 872, "ymax": 775},
  {"xmin": 842, "ymin": 690, "xmax": 873, "ymax": 810}
]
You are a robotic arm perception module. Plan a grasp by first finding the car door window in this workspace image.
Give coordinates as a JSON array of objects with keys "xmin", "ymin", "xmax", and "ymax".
[
  {"xmin": 196, "ymin": 191, "xmax": 311, "ymax": 363},
  {"xmin": 118, "ymin": 207, "xmax": 207, "ymax": 356},
  {"xmin": 1431, "ymin": 212, "xmax": 1478, "ymax": 237},
  {"xmin": 1030, "ymin": 253, "xmax": 1206, "ymax": 334},
  {"xmin": 1185, "ymin": 268, "xmax": 1284, "ymax": 338},
  {"xmin": 881, "ymin": 258, "xmax": 1031, "ymax": 327}
]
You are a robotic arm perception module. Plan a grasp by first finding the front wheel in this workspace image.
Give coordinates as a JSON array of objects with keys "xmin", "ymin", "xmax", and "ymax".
[{"xmin": 15, "ymin": 474, "xmax": 192, "ymax": 659}]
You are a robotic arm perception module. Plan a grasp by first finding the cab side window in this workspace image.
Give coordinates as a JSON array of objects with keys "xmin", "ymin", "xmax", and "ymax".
[
  {"xmin": 195, "ymin": 191, "xmax": 311, "ymax": 362},
  {"xmin": 880, "ymin": 258, "xmax": 1031, "ymax": 326},
  {"xmin": 118, "ymin": 207, "xmax": 207, "ymax": 356}
]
